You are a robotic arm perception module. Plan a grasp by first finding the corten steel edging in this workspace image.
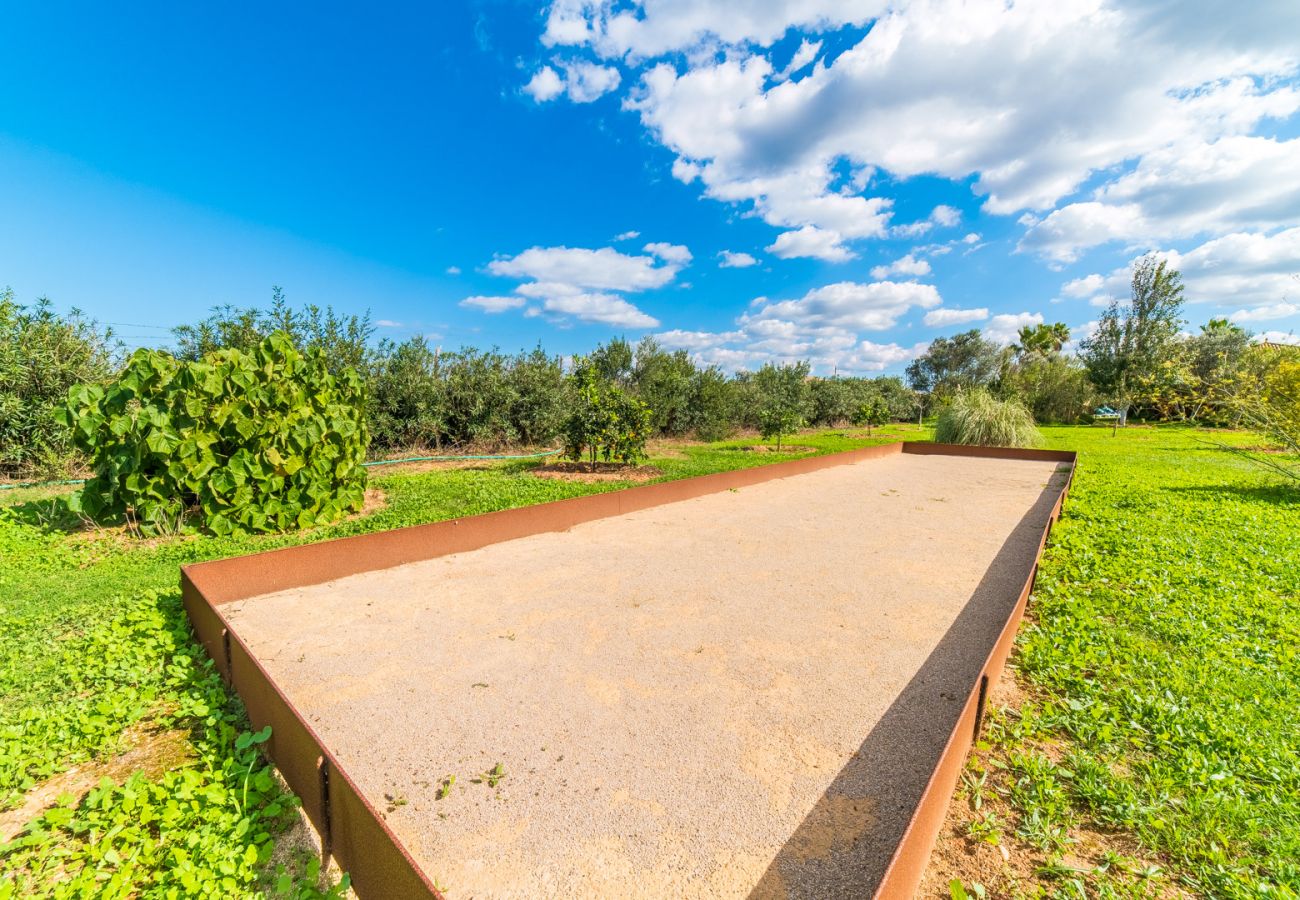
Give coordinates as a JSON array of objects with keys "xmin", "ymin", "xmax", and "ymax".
[
  {"xmin": 873, "ymin": 448, "xmax": 1076, "ymax": 899},
  {"xmin": 180, "ymin": 441, "xmax": 1076, "ymax": 900}
]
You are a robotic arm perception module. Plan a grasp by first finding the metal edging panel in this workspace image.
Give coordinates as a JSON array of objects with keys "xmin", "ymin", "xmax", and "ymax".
[
  {"xmin": 873, "ymin": 448, "xmax": 1075, "ymax": 898},
  {"xmin": 180, "ymin": 441, "xmax": 1075, "ymax": 899}
]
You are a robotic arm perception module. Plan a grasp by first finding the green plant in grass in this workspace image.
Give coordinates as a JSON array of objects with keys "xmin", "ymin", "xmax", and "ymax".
[
  {"xmin": 852, "ymin": 394, "xmax": 890, "ymax": 437},
  {"xmin": 59, "ymin": 332, "xmax": 368, "ymax": 536},
  {"xmin": 933, "ymin": 390, "xmax": 1041, "ymax": 448},
  {"xmin": 754, "ymin": 361, "xmax": 810, "ymax": 451},
  {"xmin": 562, "ymin": 356, "xmax": 651, "ymax": 470}
]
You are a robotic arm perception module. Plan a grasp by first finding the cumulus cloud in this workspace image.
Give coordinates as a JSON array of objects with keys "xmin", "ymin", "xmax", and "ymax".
[
  {"xmin": 746, "ymin": 279, "xmax": 941, "ymax": 333},
  {"xmin": 1230, "ymin": 302, "xmax": 1300, "ymax": 323},
  {"xmin": 445, "ymin": 265, "xmax": 462, "ymax": 275},
  {"xmin": 766, "ymin": 225, "xmax": 856, "ymax": 261},
  {"xmin": 613, "ymin": 230, "xmax": 641, "ymax": 241},
  {"xmin": 923, "ymin": 307, "xmax": 989, "ymax": 327},
  {"xmin": 718, "ymin": 250, "xmax": 759, "ymax": 268},
  {"xmin": 894, "ymin": 204, "xmax": 962, "ymax": 237},
  {"xmin": 524, "ymin": 60, "xmax": 621, "ymax": 103},
  {"xmin": 642, "ymin": 241, "xmax": 693, "ymax": 264},
  {"xmin": 652, "ymin": 277, "xmax": 938, "ymax": 373},
  {"xmin": 870, "ymin": 253, "xmax": 931, "ymax": 280},
  {"xmin": 523, "ymin": 66, "xmax": 565, "ymax": 102},
  {"xmin": 466, "ymin": 243, "xmax": 689, "ymax": 328},
  {"xmin": 1258, "ymin": 330, "xmax": 1300, "ymax": 345},
  {"xmin": 488, "ymin": 245, "xmax": 686, "ymax": 291},
  {"xmin": 1061, "ymin": 227, "xmax": 1300, "ymax": 313},
  {"xmin": 985, "ymin": 312, "xmax": 1044, "ymax": 344},
  {"xmin": 542, "ymin": 0, "xmax": 1300, "ymax": 264}
]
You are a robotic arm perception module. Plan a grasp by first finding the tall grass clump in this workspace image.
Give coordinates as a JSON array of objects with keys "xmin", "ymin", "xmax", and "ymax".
[{"xmin": 935, "ymin": 389, "xmax": 1042, "ymax": 448}]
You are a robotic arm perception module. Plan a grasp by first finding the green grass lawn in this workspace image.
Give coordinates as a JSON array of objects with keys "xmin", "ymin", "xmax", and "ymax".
[
  {"xmin": 1, "ymin": 424, "xmax": 1296, "ymax": 898},
  {"xmin": 0, "ymin": 425, "xmax": 918, "ymax": 897},
  {"xmin": 961, "ymin": 427, "xmax": 1300, "ymax": 899}
]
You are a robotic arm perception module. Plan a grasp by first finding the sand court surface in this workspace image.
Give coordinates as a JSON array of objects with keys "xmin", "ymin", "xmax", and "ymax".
[{"xmin": 223, "ymin": 452, "xmax": 1069, "ymax": 898}]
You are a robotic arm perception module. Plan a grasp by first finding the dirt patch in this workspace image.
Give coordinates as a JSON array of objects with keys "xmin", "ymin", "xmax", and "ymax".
[
  {"xmin": 1, "ymin": 722, "xmax": 195, "ymax": 843},
  {"xmin": 918, "ymin": 664, "xmax": 1186, "ymax": 898},
  {"xmin": 726, "ymin": 445, "xmax": 817, "ymax": 454},
  {"xmin": 530, "ymin": 461, "xmax": 664, "ymax": 482}
]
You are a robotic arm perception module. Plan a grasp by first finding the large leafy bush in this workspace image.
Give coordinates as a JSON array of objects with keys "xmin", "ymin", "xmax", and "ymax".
[
  {"xmin": 562, "ymin": 356, "xmax": 651, "ymax": 468},
  {"xmin": 934, "ymin": 389, "xmax": 1042, "ymax": 448},
  {"xmin": 61, "ymin": 333, "xmax": 367, "ymax": 535},
  {"xmin": 0, "ymin": 290, "xmax": 118, "ymax": 478}
]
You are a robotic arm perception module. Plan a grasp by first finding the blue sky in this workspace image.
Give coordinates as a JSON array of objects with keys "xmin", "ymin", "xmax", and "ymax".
[{"xmin": 3, "ymin": 1, "xmax": 1299, "ymax": 374}]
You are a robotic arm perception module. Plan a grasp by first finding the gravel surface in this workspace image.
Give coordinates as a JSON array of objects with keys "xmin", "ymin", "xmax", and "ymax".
[{"xmin": 225, "ymin": 453, "xmax": 1067, "ymax": 899}]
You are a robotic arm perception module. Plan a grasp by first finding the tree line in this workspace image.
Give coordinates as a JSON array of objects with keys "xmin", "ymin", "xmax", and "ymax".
[{"xmin": 2, "ymin": 253, "xmax": 1295, "ymax": 480}]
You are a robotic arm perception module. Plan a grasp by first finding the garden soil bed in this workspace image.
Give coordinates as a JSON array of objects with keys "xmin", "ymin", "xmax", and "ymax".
[
  {"xmin": 215, "ymin": 451, "xmax": 1069, "ymax": 898},
  {"xmin": 529, "ymin": 461, "xmax": 665, "ymax": 482}
]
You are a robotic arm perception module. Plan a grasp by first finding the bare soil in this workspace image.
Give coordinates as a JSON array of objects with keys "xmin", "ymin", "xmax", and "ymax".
[
  {"xmin": 225, "ymin": 453, "xmax": 1067, "ymax": 899},
  {"xmin": 529, "ymin": 461, "xmax": 665, "ymax": 482}
]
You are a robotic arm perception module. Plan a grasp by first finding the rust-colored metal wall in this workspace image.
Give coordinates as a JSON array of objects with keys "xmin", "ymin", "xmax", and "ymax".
[{"xmin": 181, "ymin": 441, "xmax": 1075, "ymax": 899}]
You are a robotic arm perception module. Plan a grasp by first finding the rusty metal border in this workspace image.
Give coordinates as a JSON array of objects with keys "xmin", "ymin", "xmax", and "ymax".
[{"xmin": 180, "ymin": 441, "xmax": 1075, "ymax": 899}]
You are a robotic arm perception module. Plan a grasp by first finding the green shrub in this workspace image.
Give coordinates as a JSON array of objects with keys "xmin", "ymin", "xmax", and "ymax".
[
  {"xmin": 934, "ymin": 389, "xmax": 1042, "ymax": 448},
  {"xmin": 853, "ymin": 394, "xmax": 890, "ymax": 436},
  {"xmin": 61, "ymin": 333, "xmax": 368, "ymax": 535},
  {"xmin": 754, "ymin": 361, "xmax": 810, "ymax": 450},
  {"xmin": 562, "ymin": 356, "xmax": 651, "ymax": 468},
  {"xmin": 0, "ymin": 290, "xmax": 118, "ymax": 478}
]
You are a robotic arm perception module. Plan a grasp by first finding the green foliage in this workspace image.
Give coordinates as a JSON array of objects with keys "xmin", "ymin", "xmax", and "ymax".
[
  {"xmin": 1013, "ymin": 322, "xmax": 1071, "ymax": 357},
  {"xmin": 907, "ymin": 329, "xmax": 1006, "ymax": 402},
  {"xmin": 0, "ymin": 592, "xmax": 344, "ymax": 898},
  {"xmin": 852, "ymin": 394, "xmax": 890, "ymax": 435},
  {"xmin": 630, "ymin": 337, "xmax": 697, "ymax": 435},
  {"xmin": 172, "ymin": 287, "xmax": 374, "ymax": 375},
  {"xmin": 934, "ymin": 389, "xmax": 1041, "ymax": 447},
  {"xmin": 1007, "ymin": 427, "xmax": 1300, "ymax": 895},
  {"xmin": 1081, "ymin": 255, "xmax": 1185, "ymax": 420},
  {"xmin": 753, "ymin": 361, "xmax": 810, "ymax": 450},
  {"xmin": 0, "ymin": 290, "xmax": 118, "ymax": 478},
  {"xmin": 367, "ymin": 336, "xmax": 446, "ymax": 449},
  {"xmin": 998, "ymin": 353, "xmax": 1094, "ymax": 424},
  {"xmin": 61, "ymin": 333, "xmax": 368, "ymax": 536},
  {"xmin": 0, "ymin": 425, "xmax": 917, "ymax": 896},
  {"xmin": 562, "ymin": 356, "xmax": 651, "ymax": 468}
]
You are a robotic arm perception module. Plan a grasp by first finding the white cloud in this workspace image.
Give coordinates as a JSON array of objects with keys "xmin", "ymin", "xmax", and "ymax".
[
  {"xmin": 524, "ymin": 60, "xmax": 621, "ymax": 103},
  {"xmin": 468, "ymin": 243, "xmax": 686, "ymax": 328},
  {"xmin": 931, "ymin": 204, "xmax": 961, "ymax": 227},
  {"xmin": 717, "ymin": 250, "xmax": 759, "ymax": 268},
  {"xmin": 642, "ymin": 241, "xmax": 693, "ymax": 264},
  {"xmin": 766, "ymin": 225, "xmax": 854, "ymax": 261},
  {"xmin": 460, "ymin": 295, "xmax": 527, "ymax": 313},
  {"xmin": 540, "ymin": 291, "xmax": 659, "ymax": 327},
  {"xmin": 923, "ymin": 307, "xmax": 989, "ymax": 327},
  {"xmin": 1230, "ymin": 302, "xmax": 1300, "ymax": 323},
  {"xmin": 653, "ymin": 277, "xmax": 938, "ymax": 373},
  {"xmin": 1063, "ymin": 227, "xmax": 1300, "ymax": 312},
  {"xmin": 746, "ymin": 279, "xmax": 941, "ymax": 333},
  {"xmin": 548, "ymin": 0, "xmax": 1300, "ymax": 263},
  {"xmin": 375, "ymin": 319, "xmax": 404, "ymax": 327},
  {"xmin": 445, "ymin": 265, "xmax": 462, "ymax": 275},
  {"xmin": 1258, "ymin": 330, "xmax": 1300, "ymax": 345},
  {"xmin": 613, "ymin": 230, "xmax": 641, "ymax": 241},
  {"xmin": 563, "ymin": 60, "xmax": 622, "ymax": 102},
  {"xmin": 870, "ymin": 253, "xmax": 931, "ymax": 280},
  {"xmin": 1021, "ymin": 134, "xmax": 1300, "ymax": 262},
  {"xmin": 985, "ymin": 311, "xmax": 1044, "ymax": 344},
  {"xmin": 488, "ymin": 245, "xmax": 686, "ymax": 291},
  {"xmin": 543, "ymin": 1, "xmax": 879, "ymax": 59},
  {"xmin": 523, "ymin": 66, "xmax": 565, "ymax": 102},
  {"xmin": 1061, "ymin": 273, "xmax": 1106, "ymax": 299}
]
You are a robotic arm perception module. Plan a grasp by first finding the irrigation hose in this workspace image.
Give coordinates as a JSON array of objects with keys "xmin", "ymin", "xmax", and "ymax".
[{"xmin": 0, "ymin": 448, "xmax": 564, "ymax": 492}]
